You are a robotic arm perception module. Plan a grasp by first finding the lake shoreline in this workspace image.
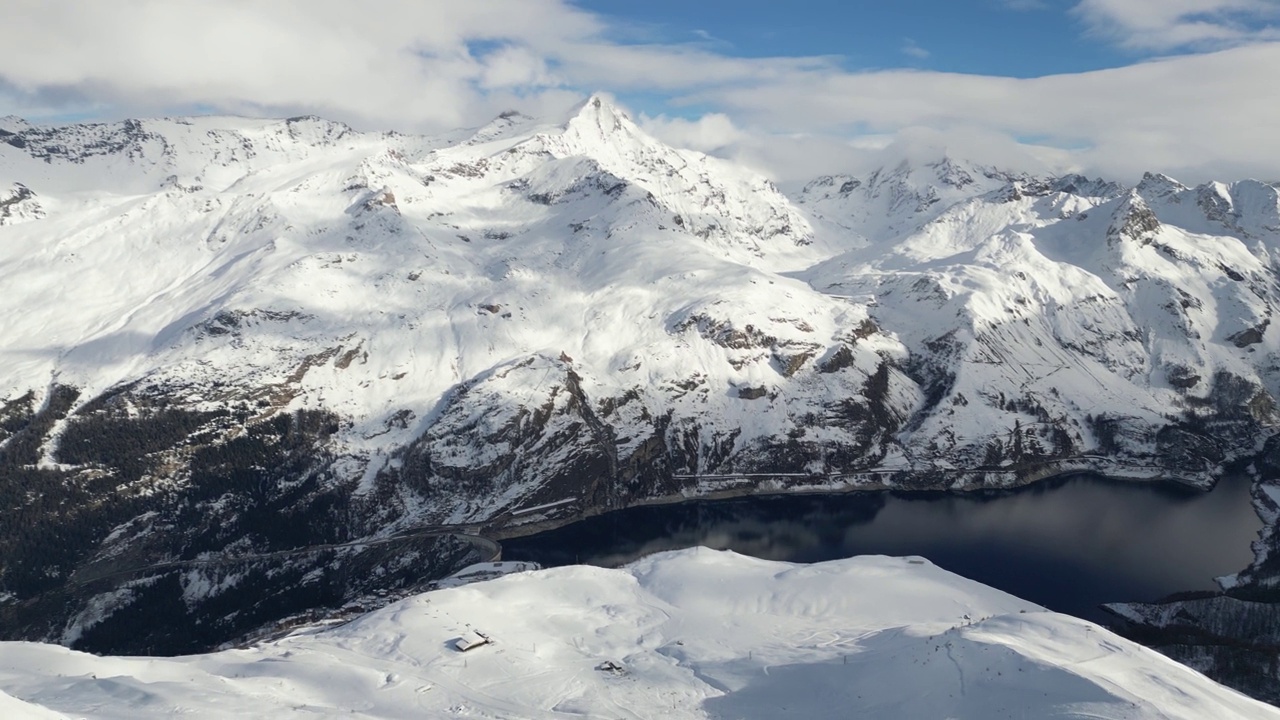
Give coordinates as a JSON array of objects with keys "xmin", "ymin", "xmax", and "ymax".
[
  {"xmin": 498, "ymin": 469, "xmax": 1262, "ymax": 626},
  {"xmin": 487, "ymin": 454, "xmax": 1220, "ymax": 542}
]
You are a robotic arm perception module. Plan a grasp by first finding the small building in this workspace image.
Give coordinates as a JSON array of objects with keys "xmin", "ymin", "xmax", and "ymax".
[{"xmin": 455, "ymin": 630, "xmax": 491, "ymax": 652}]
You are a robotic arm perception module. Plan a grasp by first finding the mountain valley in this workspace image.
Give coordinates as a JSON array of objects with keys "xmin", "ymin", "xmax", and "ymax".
[{"xmin": 2, "ymin": 97, "xmax": 1280, "ymax": 701}]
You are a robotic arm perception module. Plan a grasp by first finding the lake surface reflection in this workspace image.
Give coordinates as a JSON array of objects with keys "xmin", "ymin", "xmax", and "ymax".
[{"xmin": 503, "ymin": 475, "xmax": 1263, "ymax": 622}]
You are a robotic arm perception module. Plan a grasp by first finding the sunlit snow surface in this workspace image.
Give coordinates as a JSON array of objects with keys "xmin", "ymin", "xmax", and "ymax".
[{"xmin": 0, "ymin": 550, "xmax": 1275, "ymax": 719}]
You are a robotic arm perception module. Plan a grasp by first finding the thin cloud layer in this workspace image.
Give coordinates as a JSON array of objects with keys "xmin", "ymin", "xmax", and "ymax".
[
  {"xmin": 1073, "ymin": 0, "xmax": 1280, "ymax": 50},
  {"xmin": 683, "ymin": 42, "xmax": 1280, "ymax": 182},
  {"xmin": 0, "ymin": 0, "xmax": 605, "ymax": 130},
  {"xmin": 0, "ymin": 0, "xmax": 1277, "ymax": 183},
  {"xmin": 0, "ymin": 0, "xmax": 831, "ymax": 131}
]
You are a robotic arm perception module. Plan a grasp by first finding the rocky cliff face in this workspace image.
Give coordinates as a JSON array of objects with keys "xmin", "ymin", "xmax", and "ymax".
[{"xmin": 2, "ymin": 98, "xmax": 1280, "ymax": 657}]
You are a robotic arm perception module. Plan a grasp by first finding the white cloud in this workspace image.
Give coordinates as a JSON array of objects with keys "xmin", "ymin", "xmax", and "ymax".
[
  {"xmin": 1072, "ymin": 0, "xmax": 1280, "ymax": 50},
  {"xmin": 637, "ymin": 114, "xmax": 877, "ymax": 188},
  {"xmin": 0, "ymin": 0, "xmax": 840, "ymax": 132},
  {"xmin": 640, "ymin": 113, "xmax": 1072, "ymax": 190},
  {"xmin": 477, "ymin": 45, "xmax": 557, "ymax": 90},
  {"xmin": 686, "ymin": 42, "xmax": 1280, "ymax": 182},
  {"xmin": 0, "ymin": 0, "xmax": 1277, "ymax": 184},
  {"xmin": 721, "ymin": 135, "xmax": 883, "ymax": 189},
  {"xmin": 867, "ymin": 126, "xmax": 1074, "ymax": 176},
  {"xmin": 901, "ymin": 39, "xmax": 931, "ymax": 59},
  {"xmin": 0, "ymin": 0, "xmax": 602, "ymax": 131},
  {"xmin": 638, "ymin": 112, "xmax": 748, "ymax": 153}
]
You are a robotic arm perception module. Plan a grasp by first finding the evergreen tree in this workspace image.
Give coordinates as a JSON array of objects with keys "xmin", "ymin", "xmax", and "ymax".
[{"xmin": 983, "ymin": 438, "xmax": 1005, "ymax": 466}]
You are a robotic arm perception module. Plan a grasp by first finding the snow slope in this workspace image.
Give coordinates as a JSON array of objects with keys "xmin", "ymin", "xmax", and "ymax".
[
  {"xmin": 3, "ymin": 99, "xmax": 1276, "ymax": 506},
  {"xmin": 1, "ymin": 549, "xmax": 1275, "ymax": 720}
]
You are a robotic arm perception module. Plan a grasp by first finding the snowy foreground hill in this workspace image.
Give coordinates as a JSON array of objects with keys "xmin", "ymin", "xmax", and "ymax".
[
  {"xmin": 1, "ymin": 549, "xmax": 1276, "ymax": 720},
  {"xmin": 3, "ymin": 97, "xmax": 1280, "ymax": 695}
]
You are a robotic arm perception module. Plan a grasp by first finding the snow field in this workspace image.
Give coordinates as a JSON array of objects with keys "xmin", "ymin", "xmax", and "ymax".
[{"xmin": 1, "ymin": 549, "xmax": 1277, "ymax": 719}]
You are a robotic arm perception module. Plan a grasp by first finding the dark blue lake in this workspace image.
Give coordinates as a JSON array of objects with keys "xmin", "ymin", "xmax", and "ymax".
[{"xmin": 503, "ymin": 474, "xmax": 1263, "ymax": 622}]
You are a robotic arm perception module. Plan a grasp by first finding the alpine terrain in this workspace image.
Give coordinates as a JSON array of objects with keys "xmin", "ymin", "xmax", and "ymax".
[
  {"xmin": 2, "ymin": 549, "xmax": 1278, "ymax": 719},
  {"xmin": 2, "ymin": 97, "xmax": 1279, "ymax": 700}
]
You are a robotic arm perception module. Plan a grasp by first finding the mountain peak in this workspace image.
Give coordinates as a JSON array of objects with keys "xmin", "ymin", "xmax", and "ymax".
[
  {"xmin": 543, "ymin": 93, "xmax": 661, "ymax": 165},
  {"xmin": 575, "ymin": 93, "xmax": 623, "ymax": 116},
  {"xmin": 562, "ymin": 93, "xmax": 634, "ymax": 139},
  {"xmin": 496, "ymin": 109, "xmax": 532, "ymax": 123},
  {"xmin": 1135, "ymin": 172, "xmax": 1188, "ymax": 201},
  {"xmin": 926, "ymin": 155, "xmax": 983, "ymax": 189},
  {"xmin": 466, "ymin": 108, "xmax": 537, "ymax": 145},
  {"xmin": 0, "ymin": 115, "xmax": 31, "ymax": 134},
  {"xmin": 1050, "ymin": 174, "xmax": 1125, "ymax": 199},
  {"xmin": 1109, "ymin": 189, "xmax": 1162, "ymax": 241}
]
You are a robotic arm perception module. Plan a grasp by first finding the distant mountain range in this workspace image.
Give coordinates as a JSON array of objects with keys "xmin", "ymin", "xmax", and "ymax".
[{"xmin": 1, "ymin": 96, "xmax": 1278, "ymax": 700}]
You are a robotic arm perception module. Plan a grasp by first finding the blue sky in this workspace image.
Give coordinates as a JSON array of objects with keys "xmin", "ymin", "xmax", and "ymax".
[
  {"xmin": 1, "ymin": 1, "xmax": 1278, "ymax": 182},
  {"xmin": 576, "ymin": 0, "xmax": 1133, "ymax": 77},
  {"xmin": 570, "ymin": 0, "xmax": 1141, "ymax": 123}
]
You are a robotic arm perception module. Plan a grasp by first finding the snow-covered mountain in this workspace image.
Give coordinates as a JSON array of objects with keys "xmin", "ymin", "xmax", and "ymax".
[
  {"xmin": 3, "ymin": 549, "xmax": 1277, "ymax": 720},
  {"xmin": 3, "ymin": 97, "xmax": 1280, "ymax": 675}
]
